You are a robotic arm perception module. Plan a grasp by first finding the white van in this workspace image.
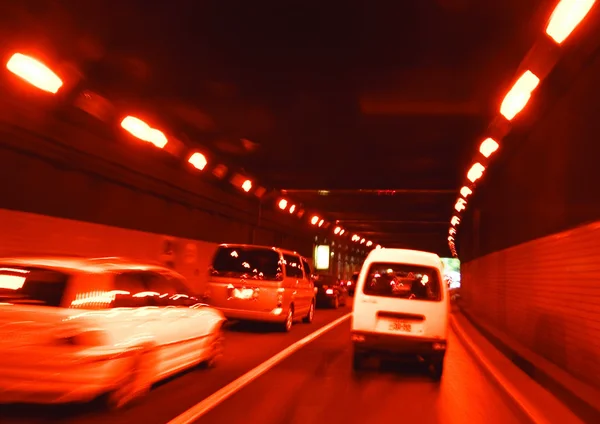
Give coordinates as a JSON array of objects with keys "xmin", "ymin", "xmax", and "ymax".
[{"xmin": 350, "ymin": 248, "xmax": 449, "ymax": 380}]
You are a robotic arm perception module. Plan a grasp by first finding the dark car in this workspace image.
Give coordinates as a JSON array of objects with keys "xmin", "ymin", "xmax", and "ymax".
[
  {"xmin": 314, "ymin": 274, "xmax": 348, "ymax": 308},
  {"xmin": 345, "ymin": 272, "xmax": 359, "ymax": 296}
]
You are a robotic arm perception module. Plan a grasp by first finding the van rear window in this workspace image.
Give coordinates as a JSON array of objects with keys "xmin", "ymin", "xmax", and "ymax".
[
  {"xmin": 211, "ymin": 247, "xmax": 283, "ymax": 281},
  {"xmin": 0, "ymin": 266, "xmax": 70, "ymax": 307},
  {"xmin": 362, "ymin": 263, "xmax": 441, "ymax": 302}
]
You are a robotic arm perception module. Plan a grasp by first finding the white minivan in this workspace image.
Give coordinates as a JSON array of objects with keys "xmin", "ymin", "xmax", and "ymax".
[
  {"xmin": 350, "ymin": 248, "xmax": 449, "ymax": 380},
  {"xmin": 205, "ymin": 244, "xmax": 316, "ymax": 332}
]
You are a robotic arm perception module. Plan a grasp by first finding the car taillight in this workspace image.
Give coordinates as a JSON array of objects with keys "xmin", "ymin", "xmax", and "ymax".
[
  {"xmin": 347, "ymin": 281, "xmax": 352, "ymax": 286},
  {"xmin": 277, "ymin": 287, "xmax": 284, "ymax": 307},
  {"xmin": 58, "ymin": 329, "xmax": 107, "ymax": 347},
  {"xmin": 325, "ymin": 289, "xmax": 334, "ymax": 295}
]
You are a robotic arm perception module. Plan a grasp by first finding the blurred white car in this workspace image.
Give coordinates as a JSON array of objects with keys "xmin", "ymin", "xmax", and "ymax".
[{"xmin": 0, "ymin": 256, "xmax": 226, "ymax": 409}]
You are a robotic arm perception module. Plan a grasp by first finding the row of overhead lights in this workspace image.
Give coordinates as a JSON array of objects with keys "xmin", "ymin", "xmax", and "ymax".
[
  {"xmin": 448, "ymin": 0, "xmax": 596, "ymax": 258},
  {"xmin": 4, "ymin": 52, "xmax": 259, "ymax": 193},
  {"xmin": 276, "ymin": 197, "xmax": 382, "ymax": 249},
  {"xmin": 3, "ymin": 48, "xmax": 383, "ymax": 249}
]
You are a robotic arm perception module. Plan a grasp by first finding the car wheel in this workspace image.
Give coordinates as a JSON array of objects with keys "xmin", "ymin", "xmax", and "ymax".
[
  {"xmin": 282, "ymin": 306, "xmax": 294, "ymax": 332},
  {"xmin": 303, "ymin": 301, "xmax": 315, "ymax": 323},
  {"xmin": 429, "ymin": 358, "xmax": 444, "ymax": 381},
  {"xmin": 203, "ymin": 327, "xmax": 225, "ymax": 368},
  {"xmin": 104, "ymin": 350, "xmax": 152, "ymax": 410},
  {"xmin": 331, "ymin": 296, "xmax": 339, "ymax": 309}
]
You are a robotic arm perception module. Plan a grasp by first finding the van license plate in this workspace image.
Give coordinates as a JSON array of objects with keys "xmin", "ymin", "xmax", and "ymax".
[
  {"xmin": 233, "ymin": 288, "xmax": 255, "ymax": 300},
  {"xmin": 389, "ymin": 320, "xmax": 412, "ymax": 332}
]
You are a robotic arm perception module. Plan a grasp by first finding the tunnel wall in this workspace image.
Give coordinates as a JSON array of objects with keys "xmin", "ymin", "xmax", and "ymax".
[
  {"xmin": 0, "ymin": 208, "xmax": 218, "ymax": 292},
  {"xmin": 458, "ymin": 48, "xmax": 600, "ymax": 388},
  {"xmin": 0, "ymin": 102, "xmax": 315, "ymax": 292}
]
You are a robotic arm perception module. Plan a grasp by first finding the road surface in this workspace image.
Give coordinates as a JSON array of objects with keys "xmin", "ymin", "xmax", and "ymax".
[{"xmin": 0, "ymin": 306, "xmax": 529, "ymax": 424}]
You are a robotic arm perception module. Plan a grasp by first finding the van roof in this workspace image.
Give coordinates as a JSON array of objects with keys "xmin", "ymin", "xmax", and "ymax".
[
  {"xmin": 365, "ymin": 248, "xmax": 442, "ymax": 269},
  {"xmin": 217, "ymin": 243, "xmax": 306, "ymax": 258},
  {"xmin": 0, "ymin": 256, "xmax": 172, "ymax": 274}
]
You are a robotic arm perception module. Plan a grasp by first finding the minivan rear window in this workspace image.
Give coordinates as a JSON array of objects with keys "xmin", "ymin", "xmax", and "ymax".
[
  {"xmin": 362, "ymin": 263, "xmax": 441, "ymax": 302},
  {"xmin": 0, "ymin": 266, "xmax": 70, "ymax": 307},
  {"xmin": 211, "ymin": 247, "xmax": 283, "ymax": 280}
]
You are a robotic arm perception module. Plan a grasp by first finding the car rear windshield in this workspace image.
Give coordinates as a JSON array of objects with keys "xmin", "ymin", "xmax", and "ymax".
[
  {"xmin": 0, "ymin": 265, "xmax": 70, "ymax": 307},
  {"xmin": 211, "ymin": 247, "xmax": 283, "ymax": 280},
  {"xmin": 362, "ymin": 262, "xmax": 442, "ymax": 302}
]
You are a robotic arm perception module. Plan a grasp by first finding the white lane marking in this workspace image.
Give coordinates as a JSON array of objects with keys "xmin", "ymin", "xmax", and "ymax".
[{"xmin": 168, "ymin": 312, "xmax": 352, "ymax": 424}]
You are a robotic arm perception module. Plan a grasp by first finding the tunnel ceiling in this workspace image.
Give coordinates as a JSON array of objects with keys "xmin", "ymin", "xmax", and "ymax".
[{"xmin": 2, "ymin": 0, "xmax": 554, "ymax": 254}]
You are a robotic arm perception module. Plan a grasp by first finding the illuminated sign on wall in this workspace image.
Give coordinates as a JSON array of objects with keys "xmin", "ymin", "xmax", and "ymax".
[{"xmin": 314, "ymin": 245, "xmax": 330, "ymax": 270}]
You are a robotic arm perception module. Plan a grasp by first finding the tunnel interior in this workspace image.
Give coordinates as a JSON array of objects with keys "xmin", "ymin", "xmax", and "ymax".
[{"xmin": 1, "ymin": 1, "xmax": 600, "ymax": 422}]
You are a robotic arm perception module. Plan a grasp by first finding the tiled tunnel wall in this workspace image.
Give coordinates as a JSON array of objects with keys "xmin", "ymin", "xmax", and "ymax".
[
  {"xmin": 0, "ymin": 107, "xmax": 315, "ymax": 292},
  {"xmin": 459, "ymin": 44, "xmax": 600, "ymax": 388},
  {"xmin": 461, "ymin": 222, "xmax": 600, "ymax": 389}
]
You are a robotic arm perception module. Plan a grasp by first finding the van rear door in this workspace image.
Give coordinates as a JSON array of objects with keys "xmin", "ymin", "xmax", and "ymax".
[
  {"xmin": 207, "ymin": 246, "xmax": 284, "ymax": 310},
  {"xmin": 353, "ymin": 262, "xmax": 447, "ymax": 339}
]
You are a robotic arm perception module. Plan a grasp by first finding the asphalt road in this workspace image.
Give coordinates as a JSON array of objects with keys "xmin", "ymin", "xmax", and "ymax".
[
  {"xmin": 195, "ymin": 319, "xmax": 530, "ymax": 424},
  {"xmin": 0, "ymin": 304, "xmax": 530, "ymax": 424}
]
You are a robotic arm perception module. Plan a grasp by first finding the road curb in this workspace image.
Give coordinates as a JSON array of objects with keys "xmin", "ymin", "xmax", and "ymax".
[
  {"xmin": 450, "ymin": 315, "xmax": 550, "ymax": 424},
  {"xmin": 459, "ymin": 307, "xmax": 600, "ymax": 423}
]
